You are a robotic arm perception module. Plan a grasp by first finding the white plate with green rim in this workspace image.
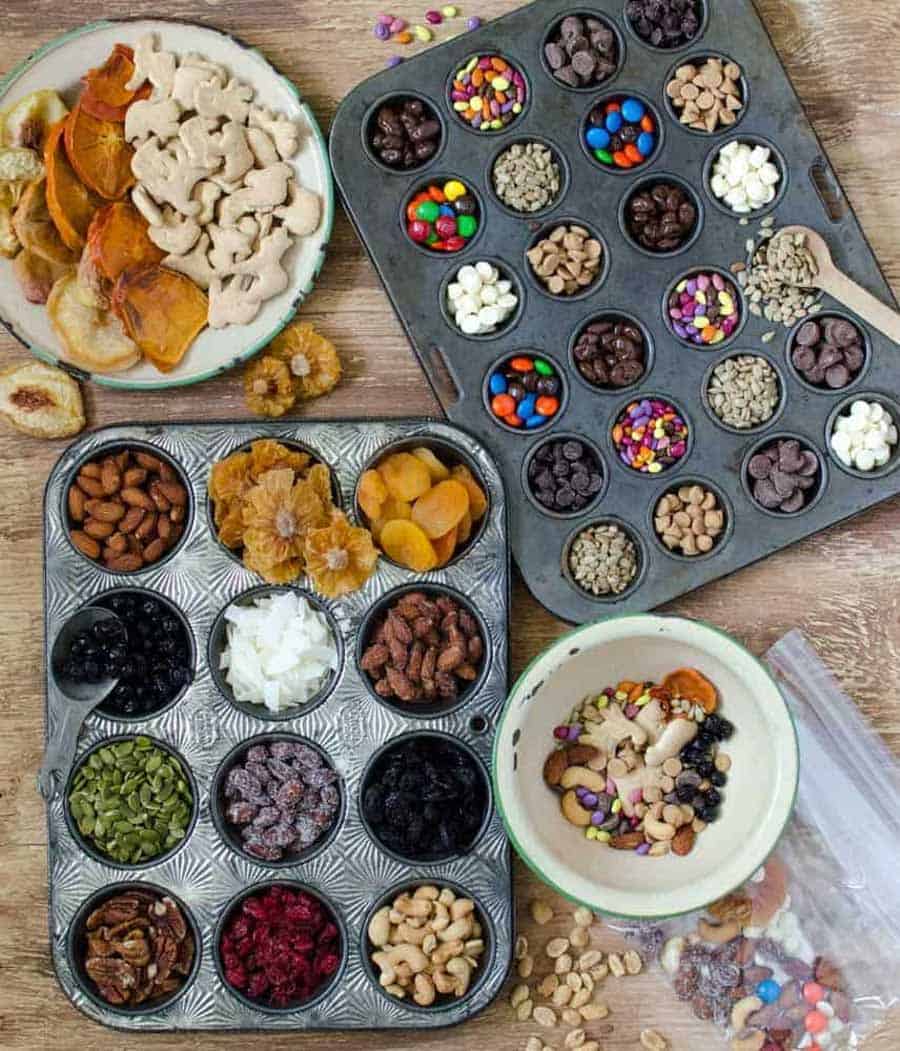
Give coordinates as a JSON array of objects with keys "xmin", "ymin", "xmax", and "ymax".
[
  {"xmin": 493, "ymin": 614, "xmax": 799, "ymax": 919},
  {"xmin": 0, "ymin": 19, "xmax": 334, "ymax": 390}
]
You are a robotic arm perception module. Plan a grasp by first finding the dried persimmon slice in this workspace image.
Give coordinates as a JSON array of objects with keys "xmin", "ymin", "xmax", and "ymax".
[
  {"xmin": 64, "ymin": 102, "xmax": 135, "ymax": 200},
  {"xmin": 81, "ymin": 44, "xmax": 149, "ymax": 123},
  {"xmin": 87, "ymin": 201, "xmax": 163, "ymax": 282},
  {"xmin": 44, "ymin": 118, "xmax": 101, "ymax": 250},
  {"xmin": 112, "ymin": 265, "xmax": 208, "ymax": 373}
]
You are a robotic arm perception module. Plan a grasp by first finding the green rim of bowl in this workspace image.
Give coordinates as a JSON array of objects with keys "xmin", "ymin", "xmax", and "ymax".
[
  {"xmin": 0, "ymin": 18, "xmax": 335, "ymax": 391},
  {"xmin": 491, "ymin": 612, "xmax": 800, "ymax": 921}
]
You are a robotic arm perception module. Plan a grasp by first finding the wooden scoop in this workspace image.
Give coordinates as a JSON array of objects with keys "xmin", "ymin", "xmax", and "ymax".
[{"xmin": 778, "ymin": 225, "xmax": 900, "ymax": 344}]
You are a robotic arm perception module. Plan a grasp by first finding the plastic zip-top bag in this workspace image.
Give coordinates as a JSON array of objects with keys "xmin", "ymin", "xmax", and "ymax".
[{"xmin": 611, "ymin": 629, "xmax": 900, "ymax": 1050}]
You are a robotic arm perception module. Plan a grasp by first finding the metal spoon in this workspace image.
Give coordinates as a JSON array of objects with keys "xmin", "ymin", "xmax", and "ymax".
[
  {"xmin": 38, "ymin": 607, "xmax": 122, "ymax": 802},
  {"xmin": 778, "ymin": 225, "xmax": 900, "ymax": 344}
]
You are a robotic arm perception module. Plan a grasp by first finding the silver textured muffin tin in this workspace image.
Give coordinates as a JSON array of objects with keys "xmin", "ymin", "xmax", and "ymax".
[
  {"xmin": 330, "ymin": 0, "xmax": 900, "ymax": 623},
  {"xmin": 42, "ymin": 420, "xmax": 511, "ymax": 1031}
]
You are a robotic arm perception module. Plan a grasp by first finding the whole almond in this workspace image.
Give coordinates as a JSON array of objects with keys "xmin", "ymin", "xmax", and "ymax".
[
  {"xmin": 671, "ymin": 826, "xmax": 696, "ymax": 856},
  {"xmin": 76, "ymin": 473, "xmax": 105, "ymax": 498},
  {"xmin": 70, "ymin": 530, "xmax": 101, "ymax": 559},
  {"xmin": 79, "ymin": 462, "xmax": 102, "ymax": 479},
  {"xmin": 135, "ymin": 510, "xmax": 158, "ymax": 540},
  {"xmin": 68, "ymin": 485, "xmax": 86, "ymax": 522},
  {"xmin": 143, "ymin": 537, "xmax": 167, "ymax": 563},
  {"xmin": 157, "ymin": 480, "xmax": 186, "ymax": 506},
  {"xmin": 119, "ymin": 507, "xmax": 145, "ymax": 534},
  {"xmin": 121, "ymin": 487, "xmax": 155, "ymax": 511},
  {"xmin": 135, "ymin": 452, "xmax": 162, "ymax": 472},
  {"xmin": 156, "ymin": 513, "xmax": 172, "ymax": 541},
  {"xmin": 100, "ymin": 460, "xmax": 121, "ymax": 495},
  {"xmin": 543, "ymin": 749, "xmax": 569, "ymax": 787},
  {"xmin": 84, "ymin": 518, "xmax": 115, "ymax": 540},
  {"xmin": 169, "ymin": 503, "xmax": 185, "ymax": 524},
  {"xmin": 90, "ymin": 501, "xmax": 127, "ymax": 523},
  {"xmin": 105, "ymin": 552, "xmax": 143, "ymax": 572},
  {"xmin": 106, "ymin": 533, "xmax": 128, "ymax": 555},
  {"xmin": 158, "ymin": 461, "xmax": 176, "ymax": 482},
  {"xmin": 114, "ymin": 451, "xmax": 130, "ymax": 471},
  {"xmin": 123, "ymin": 467, "xmax": 148, "ymax": 487},
  {"xmin": 149, "ymin": 481, "xmax": 171, "ymax": 512}
]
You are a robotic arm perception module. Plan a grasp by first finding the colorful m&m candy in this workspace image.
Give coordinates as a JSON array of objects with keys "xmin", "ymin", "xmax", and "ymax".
[
  {"xmin": 586, "ymin": 97, "xmax": 657, "ymax": 169},
  {"xmin": 488, "ymin": 356, "xmax": 562, "ymax": 429},
  {"xmin": 406, "ymin": 179, "xmax": 480, "ymax": 252}
]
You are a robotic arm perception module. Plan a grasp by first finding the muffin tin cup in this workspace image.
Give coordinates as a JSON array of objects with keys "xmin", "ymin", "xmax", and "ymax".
[
  {"xmin": 539, "ymin": 9, "xmax": 625, "ymax": 93},
  {"xmin": 701, "ymin": 133, "xmax": 789, "ymax": 221},
  {"xmin": 567, "ymin": 310, "xmax": 656, "ymax": 396},
  {"xmin": 520, "ymin": 432, "xmax": 609, "ymax": 520},
  {"xmin": 207, "ymin": 584, "xmax": 343, "ymax": 723},
  {"xmin": 400, "ymin": 172, "xmax": 487, "ymax": 258},
  {"xmin": 358, "ymin": 729, "xmax": 494, "ymax": 866},
  {"xmin": 212, "ymin": 880, "xmax": 349, "ymax": 1015},
  {"xmin": 445, "ymin": 51, "xmax": 533, "ymax": 136},
  {"xmin": 210, "ymin": 732, "xmax": 346, "ymax": 868},
  {"xmin": 354, "ymin": 434, "xmax": 492, "ymax": 570},
  {"xmin": 485, "ymin": 133, "xmax": 571, "ymax": 220},
  {"xmin": 824, "ymin": 392, "xmax": 900, "ymax": 480},
  {"xmin": 662, "ymin": 265, "xmax": 748, "ymax": 350},
  {"xmin": 661, "ymin": 50, "xmax": 750, "ymax": 137},
  {"xmin": 44, "ymin": 420, "xmax": 512, "ymax": 1032},
  {"xmin": 205, "ymin": 435, "xmax": 343, "ymax": 570},
  {"xmin": 617, "ymin": 171, "xmax": 704, "ymax": 258},
  {"xmin": 701, "ymin": 349, "xmax": 788, "ymax": 435},
  {"xmin": 784, "ymin": 310, "xmax": 872, "ymax": 395},
  {"xmin": 360, "ymin": 877, "xmax": 497, "ymax": 1014},
  {"xmin": 61, "ymin": 439, "xmax": 194, "ymax": 576},
  {"xmin": 64, "ymin": 732, "xmax": 200, "ymax": 871},
  {"xmin": 579, "ymin": 89, "xmax": 665, "ymax": 175},
  {"xmin": 561, "ymin": 514, "xmax": 648, "ymax": 603},
  {"xmin": 67, "ymin": 881, "xmax": 202, "ymax": 1017},
  {"xmin": 622, "ymin": 0, "xmax": 710, "ymax": 55},
  {"xmin": 523, "ymin": 218, "xmax": 611, "ymax": 302},
  {"xmin": 86, "ymin": 585, "xmax": 198, "ymax": 724},
  {"xmin": 741, "ymin": 431, "xmax": 829, "ymax": 518},
  {"xmin": 647, "ymin": 475, "xmax": 735, "ymax": 563},
  {"xmin": 439, "ymin": 255, "xmax": 526, "ymax": 342},
  {"xmin": 356, "ymin": 582, "xmax": 493, "ymax": 720},
  {"xmin": 608, "ymin": 392, "xmax": 694, "ymax": 481},
  {"xmin": 362, "ymin": 92, "xmax": 448, "ymax": 175},
  {"xmin": 482, "ymin": 349, "xmax": 570, "ymax": 436}
]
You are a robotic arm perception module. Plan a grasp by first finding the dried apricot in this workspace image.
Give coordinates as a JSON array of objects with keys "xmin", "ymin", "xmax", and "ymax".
[
  {"xmin": 44, "ymin": 118, "xmax": 100, "ymax": 250},
  {"xmin": 431, "ymin": 525, "xmax": 458, "ymax": 566},
  {"xmin": 456, "ymin": 508, "xmax": 473, "ymax": 545},
  {"xmin": 369, "ymin": 497, "xmax": 412, "ymax": 543},
  {"xmin": 64, "ymin": 102, "xmax": 135, "ymax": 200},
  {"xmin": 357, "ymin": 469, "xmax": 388, "ymax": 521},
  {"xmin": 411, "ymin": 446, "xmax": 450, "ymax": 482},
  {"xmin": 87, "ymin": 201, "xmax": 163, "ymax": 282},
  {"xmin": 377, "ymin": 452, "xmax": 432, "ymax": 502},
  {"xmin": 379, "ymin": 519, "xmax": 438, "ymax": 572},
  {"xmin": 662, "ymin": 668, "xmax": 718, "ymax": 713},
  {"xmin": 81, "ymin": 44, "xmax": 149, "ymax": 123},
  {"xmin": 112, "ymin": 264, "xmax": 207, "ymax": 372},
  {"xmin": 411, "ymin": 479, "xmax": 470, "ymax": 539},
  {"xmin": 451, "ymin": 464, "xmax": 488, "ymax": 520}
]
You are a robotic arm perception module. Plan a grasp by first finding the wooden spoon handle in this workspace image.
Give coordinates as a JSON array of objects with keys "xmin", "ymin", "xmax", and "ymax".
[{"xmin": 818, "ymin": 268, "xmax": 900, "ymax": 345}]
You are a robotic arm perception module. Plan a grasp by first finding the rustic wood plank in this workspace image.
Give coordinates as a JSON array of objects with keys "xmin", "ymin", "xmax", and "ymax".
[{"xmin": 1, "ymin": 0, "xmax": 898, "ymax": 1047}]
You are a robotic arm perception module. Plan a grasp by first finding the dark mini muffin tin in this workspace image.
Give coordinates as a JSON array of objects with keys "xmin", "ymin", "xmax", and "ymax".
[
  {"xmin": 330, "ymin": 0, "xmax": 900, "ymax": 623},
  {"xmin": 42, "ymin": 420, "xmax": 511, "ymax": 1031}
]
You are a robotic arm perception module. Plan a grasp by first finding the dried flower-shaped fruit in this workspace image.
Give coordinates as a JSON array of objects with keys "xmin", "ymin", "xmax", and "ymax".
[
  {"xmin": 244, "ymin": 355, "xmax": 296, "ymax": 417},
  {"xmin": 269, "ymin": 320, "xmax": 342, "ymax": 400},
  {"xmin": 209, "ymin": 451, "xmax": 252, "ymax": 518},
  {"xmin": 379, "ymin": 519, "xmax": 438, "ymax": 572},
  {"xmin": 304, "ymin": 462, "xmax": 333, "ymax": 507},
  {"xmin": 305, "ymin": 511, "xmax": 378, "ymax": 597},
  {"xmin": 378, "ymin": 452, "xmax": 432, "ymax": 502},
  {"xmin": 242, "ymin": 467, "xmax": 328, "ymax": 582},
  {"xmin": 248, "ymin": 438, "xmax": 310, "ymax": 480}
]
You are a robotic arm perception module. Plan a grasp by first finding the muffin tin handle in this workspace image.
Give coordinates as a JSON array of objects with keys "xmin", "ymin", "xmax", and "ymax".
[{"xmin": 38, "ymin": 695, "xmax": 93, "ymax": 802}]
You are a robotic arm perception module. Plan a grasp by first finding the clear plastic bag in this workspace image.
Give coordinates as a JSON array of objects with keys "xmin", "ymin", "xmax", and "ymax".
[{"xmin": 611, "ymin": 629, "xmax": 900, "ymax": 1049}]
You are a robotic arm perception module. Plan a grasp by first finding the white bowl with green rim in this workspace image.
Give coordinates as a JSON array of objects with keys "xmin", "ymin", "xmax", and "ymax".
[
  {"xmin": 0, "ymin": 18, "xmax": 334, "ymax": 390},
  {"xmin": 493, "ymin": 613, "xmax": 798, "ymax": 919}
]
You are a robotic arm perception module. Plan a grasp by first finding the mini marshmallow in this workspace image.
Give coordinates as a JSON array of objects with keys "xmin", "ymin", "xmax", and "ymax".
[
  {"xmin": 447, "ymin": 260, "xmax": 517, "ymax": 336},
  {"xmin": 711, "ymin": 140, "xmax": 781, "ymax": 214},
  {"xmin": 829, "ymin": 399, "xmax": 897, "ymax": 471}
]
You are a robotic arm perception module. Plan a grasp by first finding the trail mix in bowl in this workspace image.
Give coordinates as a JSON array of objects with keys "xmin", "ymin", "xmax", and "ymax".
[{"xmin": 543, "ymin": 668, "xmax": 733, "ymax": 857}]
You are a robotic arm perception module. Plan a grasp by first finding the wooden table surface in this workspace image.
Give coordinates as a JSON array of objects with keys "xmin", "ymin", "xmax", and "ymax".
[{"xmin": 2, "ymin": 1, "xmax": 899, "ymax": 1047}]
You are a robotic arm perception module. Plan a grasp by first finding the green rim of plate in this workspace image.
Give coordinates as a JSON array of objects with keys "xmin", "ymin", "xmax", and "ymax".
[
  {"xmin": 0, "ymin": 18, "xmax": 335, "ymax": 391},
  {"xmin": 491, "ymin": 612, "xmax": 800, "ymax": 921}
]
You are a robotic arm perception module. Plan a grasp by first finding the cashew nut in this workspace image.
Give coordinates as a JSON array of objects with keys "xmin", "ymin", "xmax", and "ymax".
[
  {"xmin": 413, "ymin": 972, "xmax": 436, "ymax": 1007},
  {"xmin": 730, "ymin": 1033, "xmax": 765, "ymax": 1051},
  {"xmin": 450, "ymin": 898, "xmax": 474, "ymax": 921},
  {"xmin": 698, "ymin": 918, "xmax": 741, "ymax": 945},
  {"xmin": 413, "ymin": 885, "xmax": 439, "ymax": 901},
  {"xmin": 380, "ymin": 944, "xmax": 428, "ymax": 976},
  {"xmin": 731, "ymin": 996, "xmax": 763, "ymax": 1032},
  {"xmin": 395, "ymin": 922, "xmax": 428, "ymax": 946},
  {"xmin": 385, "ymin": 982, "xmax": 406, "ymax": 999},
  {"xmin": 645, "ymin": 718, "xmax": 698, "ymax": 767},
  {"xmin": 392, "ymin": 895, "xmax": 432, "ymax": 919},
  {"xmin": 422, "ymin": 933, "xmax": 437, "ymax": 955},
  {"xmin": 660, "ymin": 936, "xmax": 685, "ymax": 976},
  {"xmin": 643, "ymin": 816, "xmax": 677, "ymax": 842},
  {"xmin": 430, "ymin": 939, "xmax": 464, "ymax": 966},
  {"xmin": 561, "ymin": 789, "xmax": 592, "ymax": 828},
  {"xmin": 433, "ymin": 969, "xmax": 456, "ymax": 995},
  {"xmin": 446, "ymin": 956, "xmax": 472, "ymax": 997},
  {"xmin": 438, "ymin": 888, "xmax": 456, "ymax": 906},
  {"xmin": 438, "ymin": 917, "xmax": 473, "ymax": 943},
  {"xmin": 367, "ymin": 906, "xmax": 391, "ymax": 948},
  {"xmin": 559, "ymin": 766, "xmax": 608, "ymax": 794}
]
